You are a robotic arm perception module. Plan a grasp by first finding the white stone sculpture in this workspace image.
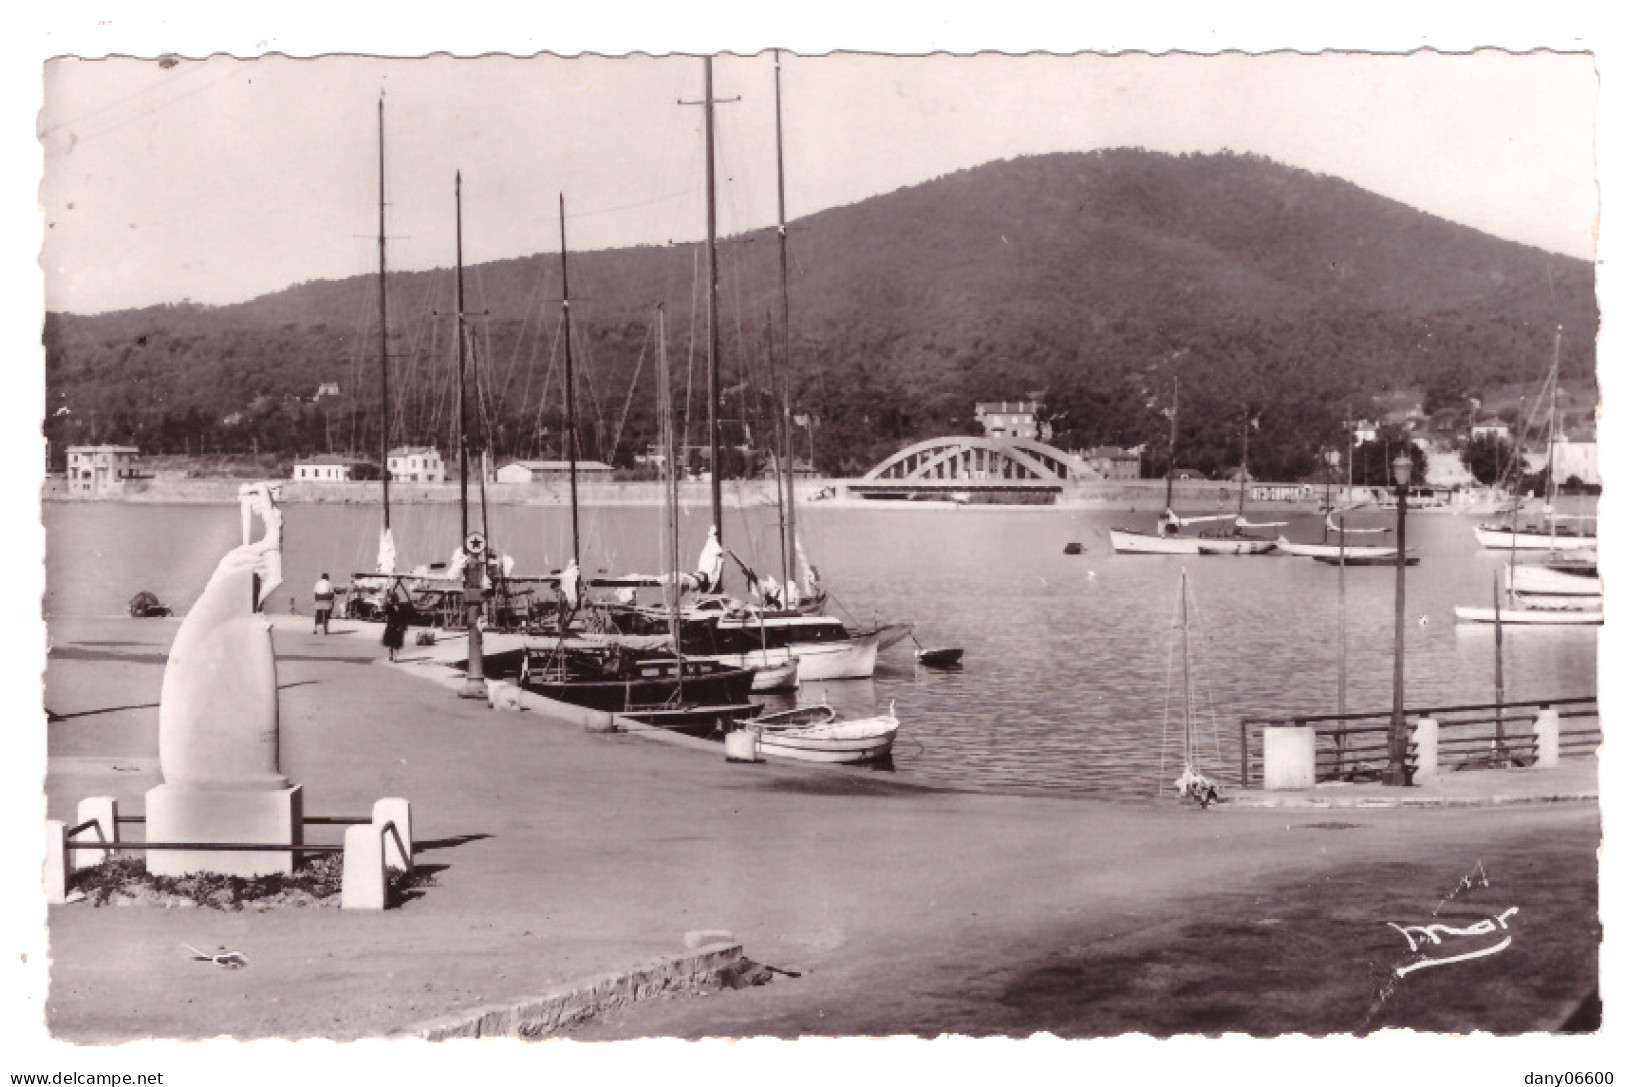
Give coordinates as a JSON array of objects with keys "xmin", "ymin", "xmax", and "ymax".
[{"xmin": 146, "ymin": 481, "xmax": 301, "ymax": 876}]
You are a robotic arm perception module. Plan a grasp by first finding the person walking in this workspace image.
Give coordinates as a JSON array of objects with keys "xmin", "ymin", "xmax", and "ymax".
[
  {"xmin": 382, "ymin": 590, "xmax": 410, "ymax": 662},
  {"xmin": 313, "ymin": 573, "xmax": 335, "ymax": 635}
]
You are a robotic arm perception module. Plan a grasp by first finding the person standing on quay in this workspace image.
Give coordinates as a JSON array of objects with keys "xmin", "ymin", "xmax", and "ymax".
[
  {"xmin": 312, "ymin": 572, "xmax": 335, "ymax": 635},
  {"xmin": 381, "ymin": 590, "xmax": 409, "ymax": 662}
]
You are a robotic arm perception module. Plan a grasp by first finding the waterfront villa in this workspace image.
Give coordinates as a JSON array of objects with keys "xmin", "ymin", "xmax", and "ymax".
[
  {"xmin": 387, "ymin": 446, "xmax": 446, "ymax": 484},
  {"xmin": 66, "ymin": 445, "xmax": 140, "ymax": 496}
]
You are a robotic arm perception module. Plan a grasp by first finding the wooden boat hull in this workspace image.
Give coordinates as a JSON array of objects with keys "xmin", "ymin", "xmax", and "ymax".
[
  {"xmin": 790, "ymin": 633, "xmax": 880, "ymax": 681},
  {"xmin": 916, "ymin": 646, "xmax": 964, "ymax": 669},
  {"xmin": 688, "ymin": 650, "xmax": 800, "ymax": 691},
  {"xmin": 753, "ymin": 714, "xmax": 900, "ymax": 764},
  {"xmin": 754, "ymin": 704, "xmax": 840, "ymax": 730},
  {"xmin": 1110, "ymin": 529, "xmax": 1275, "ymax": 555},
  {"xmin": 1473, "ymin": 525, "xmax": 1597, "ymax": 551},
  {"xmin": 1274, "ymin": 538, "xmax": 1399, "ymax": 560},
  {"xmin": 1454, "ymin": 605, "xmax": 1603, "ymax": 625},
  {"xmin": 1311, "ymin": 553, "xmax": 1419, "ymax": 567},
  {"xmin": 1505, "ymin": 565, "xmax": 1600, "ymax": 597},
  {"xmin": 1511, "ymin": 592, "xmax": 1602, "ymax": 611}
]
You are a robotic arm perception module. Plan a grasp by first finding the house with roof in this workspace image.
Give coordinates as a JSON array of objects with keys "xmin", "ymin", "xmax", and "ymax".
[
  {"xmin": 974, "ymin": 400, "xmax": 1047, "ymax": 441},
  {"xmin": 495, "ymin": 459, "xmax": 615, "ymax": 485},
  {"xmin": 1551, "ymin": 427, "xmax": 1600, "ymax": 486},
  {"xmin": 1080, "ymin": 445, "xmax": 1142, "ymax": 480},
  {"xmin": 292, "ymin": 455, "xmax": 381, "ymax": 482},
  {"xmin": 66, "ymin": 445, "xmax": 140, "ymax": 496},
  {"xmin": 387, "ymin": 446, "xmax": 446, "ymax": 484}
]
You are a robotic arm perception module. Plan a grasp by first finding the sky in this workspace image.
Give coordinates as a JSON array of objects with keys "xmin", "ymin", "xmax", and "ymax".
[{"xmin": 37, "ymin": 49, "xmax": 1600, "ymax": 315}]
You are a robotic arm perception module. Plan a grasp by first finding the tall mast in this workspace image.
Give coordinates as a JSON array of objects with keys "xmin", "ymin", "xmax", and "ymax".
[
  {"xmin": 1238, "ymin": 410, "xmax": 1250, "ymax": 519},
  {"xmin": 559, "ymin": 194, "xmax": 581, "ymax": 563},
  {"xmin": 1164, "ymin": 374, "xmax": 1179, "ymax": 511},
  {"xmin": 703, "ymin": 56, "xmax": 724, "ymax": 574},
  {"xmin": 455, "ymin": 172, "xmax": 469, "ymax": 544},
  {"xmin": 774, "ymin": 49, "xmax": 797, "ymax": 598},
  {"xmin": 658, "ymin": 305, "xmax": 682, "ymax": 656},
  {"xmin": 1543, "ymin": 325, "xmax": 1563, "ymax": 541},
  {"xmin": 377, "ymin": 97, "xmax": 391, "ymax": 530}
]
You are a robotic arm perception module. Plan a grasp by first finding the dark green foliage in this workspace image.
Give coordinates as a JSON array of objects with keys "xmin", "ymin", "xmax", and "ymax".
[
  {"xmin": 44, "ymin": 150, "xmax": 1596, "ymax": 478},
  {"xmin": 1461, "ymin": 432, "xmax": 1526, "ymax": 486}
]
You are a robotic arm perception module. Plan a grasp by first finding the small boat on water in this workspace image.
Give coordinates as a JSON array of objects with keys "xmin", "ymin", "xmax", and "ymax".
[
  {"xmin": 1454, "ymin": 604, "xmax": 1602, "ymax": 626},
  {"xmin": 1505, "ymin": 563, "xmax": 1600, "ymax": 599},
  {"xmin": 915, "ymin": 646, "xmax": 965, "ymax": 670},
  {"xmin": 1311, "ymin": 552, "xmax": 1419, "ymax": 567},
  {"xmin": 1473, "ymin": 523, "xmax": 1598, "ymax": 551},
  {"xmin": 1113, "ymin": 514, "xmax": 1276, "ymax": 555},
  {"xmin": 516, "ymin": 644, "xmax": 758, "ymax": 734},
  {"xmin": 750, "ymin": 703, "xmax": 900, "ymax": 764}
]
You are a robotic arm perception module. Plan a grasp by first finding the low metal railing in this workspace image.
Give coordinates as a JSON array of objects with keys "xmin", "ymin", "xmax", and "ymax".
[{"xmin": 1238, "ymin": 696, "xmax": 1599, "ymax": 787}]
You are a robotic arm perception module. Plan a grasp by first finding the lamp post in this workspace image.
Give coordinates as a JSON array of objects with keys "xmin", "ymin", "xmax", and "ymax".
[{"xmin": 1383, "ymin": 452, "xmax": 1413, "ymax": 785}]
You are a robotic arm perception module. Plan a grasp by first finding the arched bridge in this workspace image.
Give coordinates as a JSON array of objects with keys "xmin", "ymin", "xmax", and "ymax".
[{"xmin": 852, "ymin": 436, "xmax": 1097, "ymax": 502}]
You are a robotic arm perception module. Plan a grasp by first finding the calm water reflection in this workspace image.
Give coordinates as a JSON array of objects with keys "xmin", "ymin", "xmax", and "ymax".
[{"xmin": 44, "ymin": 499, "xmax": 1598, "ymax": 797}]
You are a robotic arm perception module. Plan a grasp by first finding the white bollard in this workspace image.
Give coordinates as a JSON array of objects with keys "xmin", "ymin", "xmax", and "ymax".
[
  {"xmin": 72, "ymin": 797, "xmax": 119, "ymax": 872},
  {"xmin": 341, "ymin": 824, "xmax": 387, "ymax": 910},
  {"xmin": 45, "ymin": 820, "xmax": 69, "ymax": 905},
  {"xmin": 373, "ymin": 798, "xmax": 413, "ymax": 872},
  {"xmin": 1534, "ymin": 708, "xmax": 1561, "ymax": 767},
  {"xmin": 724, "ymin": 726, "xmax": 762, "ymax": 763},
  {"xmin": 1262, "ymin": 726, "xmax": 1316, "ymax": 790},
  {"xmin": 1411, "ymin": 718, "xmax": 1440, "ymax": 786}
]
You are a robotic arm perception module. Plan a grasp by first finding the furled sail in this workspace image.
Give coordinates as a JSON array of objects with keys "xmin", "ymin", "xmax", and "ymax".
[{"xmin": 376, "ymin": 527, "xmax": 397, "ymax": 575}]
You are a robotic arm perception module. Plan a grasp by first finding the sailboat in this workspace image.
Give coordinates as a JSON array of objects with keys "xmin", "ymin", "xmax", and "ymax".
[
  {"xmin": 1474, "ymin": 326, "xmax": 1597, "ymax": 553},
  {"xmin": 1110, "ymin": 380, "xmax": 1273, "ymax": 555},
  {"xmin": 514, "ymin": 201, "xmax": 759, "ymax": 730},
  {"xmin": 673, "ymin": 53, "xmax": 887, "ymax": 679},
  {"xmin": 1165, "ymin": 569, "xmax": 1222, "ymax": 806}
]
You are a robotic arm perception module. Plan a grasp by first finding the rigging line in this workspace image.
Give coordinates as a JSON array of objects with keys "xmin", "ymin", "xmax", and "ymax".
[
  {"xmin": 529, "ymin": 321, "xmax": 563, "ymax": 458},
  {"xmin": 43, "ymin": 63, "xmax": 242, "ymax": 144},
  {"xmin": 1156, "ymin": 572, "xmax": 1182, "ymax": 795},
  {"xmin": 682, "ymin": 243, "xmax": 701, "ymax": 476},
  {"xmin": 1187, "ymin": 578, "xmax": 1225, "ymax": 775},
  {"xmin": 607, "ymin": 321, "xmax": 654, "ymax": 466},
  {"xmin": 506, "ymin": 258, "xmax": 556, "ymax": 424}
]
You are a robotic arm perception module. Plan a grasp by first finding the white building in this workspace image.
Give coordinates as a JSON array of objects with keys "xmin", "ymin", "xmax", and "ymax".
[
  {"xmin": 66, "ymin": 445, "xmax": 139, "ymax": 496},
  {"xmin": 292, "ymin": 456, "xmax": 378, "ymax": 482},
  {"xmin": 1552, "ymin": 434, "xmax": 1600, "ymax": 486},
  {"xmin": 975, "ymin": 401, "xmax": 1046, "ymax": 441},
  {"xmin": 387, "ymin": 446, "xmax": 446, "ymax": 484},
  {"xmin": 495, "ymin": 459, "xmax": 615, "ymax": 485}
]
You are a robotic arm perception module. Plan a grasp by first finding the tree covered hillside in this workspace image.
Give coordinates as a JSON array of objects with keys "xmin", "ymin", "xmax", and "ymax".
[{"xmin": 45, "ymin": 149, "xmax": 1596, "ymax": 480}]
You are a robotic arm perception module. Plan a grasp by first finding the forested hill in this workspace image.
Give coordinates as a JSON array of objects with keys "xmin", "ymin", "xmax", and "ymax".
[{"xmin": 45, "ymin": 149, "xmax": 1596, "ymax": 480}]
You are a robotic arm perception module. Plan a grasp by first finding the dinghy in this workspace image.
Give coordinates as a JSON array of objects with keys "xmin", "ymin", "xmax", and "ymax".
[{"xmin": 752, "ymin": 703, "xmax": 901, "ymax": 765}]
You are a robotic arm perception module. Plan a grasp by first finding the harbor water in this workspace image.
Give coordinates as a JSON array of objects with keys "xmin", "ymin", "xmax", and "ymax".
[{"xmin": 43, "ymin": 498, "xmax": 1599, "ymax": 798}]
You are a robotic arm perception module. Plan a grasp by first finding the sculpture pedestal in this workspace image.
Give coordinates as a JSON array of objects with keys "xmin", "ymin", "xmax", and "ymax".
[{"xmin": 146, "ymin": 783, "xmax": 303, "ymax": 877}]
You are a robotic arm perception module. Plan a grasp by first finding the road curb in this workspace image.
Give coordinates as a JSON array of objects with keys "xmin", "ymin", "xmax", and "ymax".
[{"xmin": 397, "ymin": 941, "xmax": 744, "ymax": 1040}]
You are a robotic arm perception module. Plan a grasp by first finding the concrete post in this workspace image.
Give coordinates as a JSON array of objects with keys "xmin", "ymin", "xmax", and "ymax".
[
  {"xmin": 1411, "ymin": 718, "xmax": 1440, "ymax": 786},
  {"xmin": 72, "ymin": 797, "xmax": 119, "ymax": 872},
  {"xmin": 724, "ymin": 727, "xmax": 762, "ymax": 763},
  {"xmin": 373, "ymin": 798, "xmax": 413, "ymax": 872},
  {"xmin": 341, "ymin": 824, "xmax": 387, "ymax": 910},
  {"xmin": 1534, "ymin": 708, "xmax": 1561, "ymax": 767},
  {"xmin": 1262, "ymin": 726, "xmax": 1316, "ymax": 790},
  {"xmin": 45, "ymin": 820, "xmax": 69, "ymax": 905}
]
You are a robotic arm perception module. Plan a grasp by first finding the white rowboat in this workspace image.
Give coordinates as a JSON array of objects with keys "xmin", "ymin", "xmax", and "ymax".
[
  {"xmin": 1454, "ymin": 605, "xmax": 1602, "ymax": 626},
  {"xmin": 752, "ymin": 707, "xmax": 900, "ymax": 764}
]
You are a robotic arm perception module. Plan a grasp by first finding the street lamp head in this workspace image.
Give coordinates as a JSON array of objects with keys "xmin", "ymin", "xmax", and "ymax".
[{"xmin": 1393, "ymin": 453, "xmax": 1413, "ymax": 487}]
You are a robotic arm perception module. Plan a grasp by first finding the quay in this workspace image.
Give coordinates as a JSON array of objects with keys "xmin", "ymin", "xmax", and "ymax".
[{"xmin": 42, "ymin": 615, "xmax": 1599, "ymax": 1039}]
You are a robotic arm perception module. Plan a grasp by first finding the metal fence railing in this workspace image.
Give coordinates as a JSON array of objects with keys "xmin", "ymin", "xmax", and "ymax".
[{"xmin": 1238, "ymin": 696, "xmax": 1599, "ymax": 788}]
